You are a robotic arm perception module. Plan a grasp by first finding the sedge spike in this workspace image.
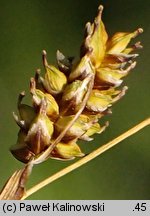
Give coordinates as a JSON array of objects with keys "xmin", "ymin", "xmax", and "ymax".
[{"xmin": 0, "ymin": 5, "xmax": 144, "ymax": 200}]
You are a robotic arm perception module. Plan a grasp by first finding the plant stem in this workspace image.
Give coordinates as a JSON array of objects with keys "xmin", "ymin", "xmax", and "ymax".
[{"xmin": 22, "ymin": 117, "xmax": 150, "ymax": 200}]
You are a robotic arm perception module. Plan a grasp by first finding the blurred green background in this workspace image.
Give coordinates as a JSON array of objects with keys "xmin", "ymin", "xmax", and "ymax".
[{"xmin": 0, "ymin": 0, "xmax": 149, "ymax": 199}]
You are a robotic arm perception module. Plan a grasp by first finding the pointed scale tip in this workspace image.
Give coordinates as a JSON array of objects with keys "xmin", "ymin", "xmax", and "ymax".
[
  {"xmin": 36, "ymin": 68, "xmax": 41, "ymax": 74},
  {"xmin": 112, "ymin": 86, "xmax": 128, "ymax": 103},
  {"xmin": 42, "ymin": 50, "xmax": 47, "ymax": 56},
  {"xmin": 128, "ymin": 61, "xmax": 137, "ymax": 70},
  {"xmin": 98, "ymin": 121, "xmax": 109, "ymax": 134},
  {"xmin": 123, "ymin": 86, "xmax": 129, "ymax": 91},
  {"xmin": 35, "ymin": 69, "xmax": 41, "ymax": 82},
  {"xmin": 56, "ymin": 50, "xmax": 61, "ymax": 57},
  {"xmin": 85, "ymin": 22, "xmax": 92, "ymax": 36},
  {"xmin": 98, "ymin": 5, "xmax": 104, "ymax": 12},
  {"xmin": 120, "ymin": 86, "xmax": 128, "ymax": 97},
  {"xmin": 18, "ymin": 91, "xmax": 25, "ymax": 107},
  {"xmin": 105, "ymin": 121, "xmax": 109, "ymax": 128},
  {"xmin": 138, "ymin": 28, "xmax": 144, "ymax": 34},
  {"xmin": 12, "ymin": 111, "xmax": 18, "ymax": 121},
  {"xmin": 123, "ymin": 61, "xmax": 137, "ymax": 74},
  {"xmin": 30, "ymin": 77, "xmax": 36, "ymax": 93},
  {"xmin": 134, "ymin": 28, "xmax": 144, "ymax": 38},
  {"xmin": 20, "ymin": 91, "xmax": 25, "ymax": 97},
  {"xmin": 134, "ymin": 41, "xmax": 143, "ymax": 49},
  {"xmin": 56, "ymin": 50, "xmax": 65, "ymax": 61},
  {"xmin": 95, "ymin": 5, "xmax": 104, "ymax": 25},
  {"xmin": 30, "ymin": 77, "xmax": 35, "ymax": 84},
  {"xmin": 42, "ymin": 50, "xmax": 48, "ymax": 67}
]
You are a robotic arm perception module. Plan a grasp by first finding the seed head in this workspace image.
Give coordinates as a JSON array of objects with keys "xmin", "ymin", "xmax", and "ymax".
[{"xmin": 10, "ymin": 5, "xmax": 143, "ymax": 163}]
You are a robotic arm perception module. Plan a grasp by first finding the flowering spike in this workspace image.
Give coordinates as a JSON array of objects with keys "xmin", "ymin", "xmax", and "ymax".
[{"xmin": 10, "ymin": 5, "xmax": 143, "ymax": 163}]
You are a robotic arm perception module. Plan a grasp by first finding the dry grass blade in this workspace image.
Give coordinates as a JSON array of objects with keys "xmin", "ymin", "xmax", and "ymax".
[{"xmin": 0, "ymin": 163, "xmax": 33, "ymax": 200}]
